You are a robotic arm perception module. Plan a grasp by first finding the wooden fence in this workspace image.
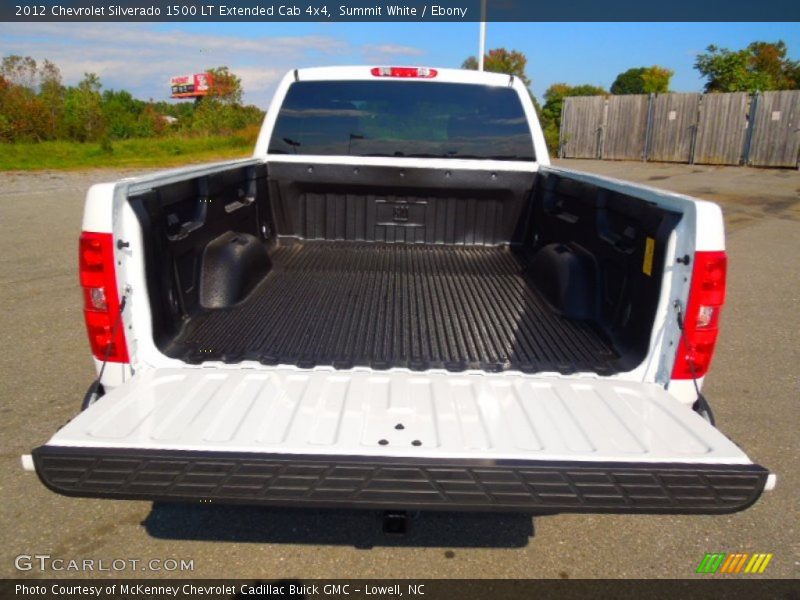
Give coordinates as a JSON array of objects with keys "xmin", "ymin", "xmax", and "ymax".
[{"xmin": 559, "ymin": 90, "xmax": 800, "ymax": 168}]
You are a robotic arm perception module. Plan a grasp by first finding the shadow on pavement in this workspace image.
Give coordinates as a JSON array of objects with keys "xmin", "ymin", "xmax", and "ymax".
[{"xmin": 143, "ymin": 503, "xmax": 536, "ymax": 549}]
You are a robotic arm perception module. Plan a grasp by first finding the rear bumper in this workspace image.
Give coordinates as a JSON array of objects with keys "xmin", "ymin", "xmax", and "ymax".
[{"xmin": 33, "ymin": 446, "xmax": 768, "ymax": 514}]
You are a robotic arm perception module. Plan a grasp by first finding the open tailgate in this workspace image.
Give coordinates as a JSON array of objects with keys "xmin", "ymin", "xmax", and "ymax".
[{"xmin": 33, "ymin": 368, "xmax": 768, "ymax": 513}]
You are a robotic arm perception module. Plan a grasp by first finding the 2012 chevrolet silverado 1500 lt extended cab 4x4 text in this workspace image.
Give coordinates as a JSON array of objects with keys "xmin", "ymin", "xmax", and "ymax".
[{"xmin": 29, "ymin": 66, "xmax": 773, "ymax": 514}]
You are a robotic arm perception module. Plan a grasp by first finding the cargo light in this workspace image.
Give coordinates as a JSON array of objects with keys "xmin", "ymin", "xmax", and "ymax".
[
  {"xmin": 672, "ymin": 251, "xmax": 727, "ymax": 379},
  {"xmin": 370, "ymin": 67, "xmax": 438, "ymax": 78},
  {"xmin": 79, "ymin": 232, "xmax": 129, "ymax": 363}
]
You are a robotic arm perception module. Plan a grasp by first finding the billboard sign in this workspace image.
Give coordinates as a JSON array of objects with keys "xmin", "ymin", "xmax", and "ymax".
[{"xmin": 170, "ymin": 73, "xmax": 212, "ymax": 98}]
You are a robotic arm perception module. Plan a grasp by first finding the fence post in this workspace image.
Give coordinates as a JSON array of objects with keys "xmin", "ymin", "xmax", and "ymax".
[
  {"xmin": 598, "ymin": 98, "xmax": 609, "ymax": 159},
  {"xmin": 558, "ymin": 99, "xmax": 566, "ymax": 158},
  {"xmin": 643, "ymin": 93, "xmax": 655, "ymax": 162},
  {"xmin": 688, "ymin": 95, "xmax": 701, "ymax": 165},
  {"xmin": 690, "ymin": 95, "xmax": 703, "ymax": 165},
  {"xmin": 742, "ymin": 91, "xmax": 760, "ymax": 166}
]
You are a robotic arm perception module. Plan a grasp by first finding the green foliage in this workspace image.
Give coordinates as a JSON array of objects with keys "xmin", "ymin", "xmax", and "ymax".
[
  {"xmin": 0, "ymin": 130, "xmax": 259, "ymax": 170},
  {"xmin": 611, "ymin": 66, "xmax": 673, "ymax": 94},
  {"xmin": 0, "ymin": 55, "xmax": 51, "ymax": 141},
  {"xmin": 462, "ymin": 48, "xmax": 532, "ymax": 87},
  {"xmin": 63, "ymin": 73, "xmax": 105, "ymax": 142},
  {"xmin": 610, "ymin": 68, "xmax": 647, "ymax": 94},
  {"xmin": 641, "ymin": 66, "xmax": 673, "ymax": 93},
  {"xmin": 540, "ymin": 83, "xmax": 608, "ymax": 155},
  {"xmin": 206, "ymin": 66, "xmax": 244, "ymax": 104},
  {"xmin": 695, "ymin": 41, "xmax": 800, "ymax": 92},
  {"xmin": 38, "ymin": 60, "xmax": 65, "ymax": 139},
  {"xmin": 191, "ymin": 96, "xmax": 263, "ymax": 136},
  {"xmin": 0, "ymin": 55, "xmax": 265, "ymax": 146}
]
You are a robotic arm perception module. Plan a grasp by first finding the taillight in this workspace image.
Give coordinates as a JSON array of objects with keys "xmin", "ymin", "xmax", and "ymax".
[
  {"xmin": 370, "ymin": 66, "xmax": 437, "ymax": 78},
  {"xmin": 79, "ymin": 232, "xmax": 128, "ymax": 363},
  {"xmin": 672, "ymin": 251, "xmax": 727, "ymax": 379}
]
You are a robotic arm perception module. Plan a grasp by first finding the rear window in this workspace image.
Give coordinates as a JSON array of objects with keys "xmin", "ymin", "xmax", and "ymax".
[{"xmin": 268, "ymin": 80, "xmax": 534, "ymax": 161}]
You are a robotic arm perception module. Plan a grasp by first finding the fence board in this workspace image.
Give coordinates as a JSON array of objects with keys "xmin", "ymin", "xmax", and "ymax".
[
  {"xmin": 602, "ymin": 95, "xmax": 649, "ymax": 160},
  {"xmin": 748, "ymin": 90, "xmax": 800, "ymax": 168},
  {"xmin": 647, "ymin": 93, "xmax": 700, "ymax": 163},
  {"xmin": 560, "ymin": 96, "xmax": 605, "ymax": 158},
  {"xmin": 692, "ymin": 93, "xmax": 749, "ymax": 165}
]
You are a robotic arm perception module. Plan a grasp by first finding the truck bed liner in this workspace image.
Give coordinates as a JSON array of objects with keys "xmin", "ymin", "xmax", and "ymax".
[{"xmin": 166, "ymin": 241, "xmax": 620, "ymax": 373}]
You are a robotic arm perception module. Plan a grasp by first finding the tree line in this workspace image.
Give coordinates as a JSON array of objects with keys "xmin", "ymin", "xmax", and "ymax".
[
  {"xmin": 3, "ymin": 40, "xmax": 798, "ymax": 151},
  {"xmin": 463, "ymin": 41, "xmax": 800, "ymax": 153},
  {"xmin": 0, "ymin": 56, "xmax": 265, "ymax": 144}
]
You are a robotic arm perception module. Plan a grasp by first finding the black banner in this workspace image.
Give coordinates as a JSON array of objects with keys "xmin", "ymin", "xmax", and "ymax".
[
  {"xmin": 2, "ymin": 0, "xmax": 800, "ymax": 22},
  {"xmin": 2, "ymin": 579, "xmax": 800, "ymax": 600}
]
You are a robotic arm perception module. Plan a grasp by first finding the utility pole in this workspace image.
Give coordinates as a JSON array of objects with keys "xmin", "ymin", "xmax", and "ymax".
[{"xmin": 478, "ymin": 0, "xmax": 487, "ymax": 71}]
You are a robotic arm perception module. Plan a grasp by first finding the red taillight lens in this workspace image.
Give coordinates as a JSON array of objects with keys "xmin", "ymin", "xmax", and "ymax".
[
  {"xmin": 672, "ymin": 251, "xmax": 727, "ymax": 379},
  {"xmin": 370, "ymin": 66, "xmax": 437, "ymax": 78},
  {"xmin": 79, "ymin": 232, "xmax": 128, "ymax": 363}
]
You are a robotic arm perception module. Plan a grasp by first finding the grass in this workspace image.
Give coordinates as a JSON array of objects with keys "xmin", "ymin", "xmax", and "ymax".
[{"xmin": 0, "ymin": 129, "xmax": 258, "ymax": 171}]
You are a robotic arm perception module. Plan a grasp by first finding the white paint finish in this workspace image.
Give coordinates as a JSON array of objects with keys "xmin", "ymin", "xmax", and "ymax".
[
  {"xmin": 44, "ymin": 367, "xmax": 753, "ymax": 465},
  {"xmin": 253, "ymin": 66, "xmax": 550, "ymax": 166},
  {"xmin": 81, "ymin": 183, "xmax": 117, "ymax": 232},
  {"xmin": 667, "ymin": 378, "xmax": 706, "ymax": 405},
  {"xmin": 20, "ymin": 454, "xmax": 35, "ymax": 472},
  {"xmin": 692, "ymin": 201, "xmax": 726, "ymax": 251},
  {"xmin": 92, "ymin": 359, "xmax": 131, "ymax": 389}
]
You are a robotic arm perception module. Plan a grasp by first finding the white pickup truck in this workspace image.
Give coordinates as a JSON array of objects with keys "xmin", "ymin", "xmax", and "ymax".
[{"xmin": 31, "ymin": 66, "xmax": 772, "ymax": 515}]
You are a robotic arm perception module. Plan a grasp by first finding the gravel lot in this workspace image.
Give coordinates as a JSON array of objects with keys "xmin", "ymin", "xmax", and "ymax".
[{"xmin": 0, "ymin": 160, "xmax": 798, "ymax": 579}]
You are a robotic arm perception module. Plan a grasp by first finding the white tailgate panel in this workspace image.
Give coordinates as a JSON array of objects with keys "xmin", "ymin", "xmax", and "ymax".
[{"xmin": 46, "ymin": 368, "xmax": 751, "ymax": 464}]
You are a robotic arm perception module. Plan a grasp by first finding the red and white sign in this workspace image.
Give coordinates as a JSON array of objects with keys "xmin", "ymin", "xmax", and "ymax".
[{"xmin": 170, "ymin": 73, "xmax": 213, "ymax": 98}]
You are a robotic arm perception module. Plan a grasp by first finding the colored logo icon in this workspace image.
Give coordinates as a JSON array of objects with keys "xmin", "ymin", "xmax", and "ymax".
[{"xmin": 697, "ymin": 553, "xmax": 773, "ymax": 574}]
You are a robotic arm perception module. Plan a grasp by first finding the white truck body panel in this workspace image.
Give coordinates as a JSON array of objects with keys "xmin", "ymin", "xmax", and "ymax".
[
  {"xmin": 32, "ymin": 65, "xmax": 769, "ymax": 516},
  {"xmin": 44, "ymin": 367, "xmax": 751, "ymax": 464},
  {"xmin": 254, "ymin": 66, "xmax": 551, "ymax": 165}
]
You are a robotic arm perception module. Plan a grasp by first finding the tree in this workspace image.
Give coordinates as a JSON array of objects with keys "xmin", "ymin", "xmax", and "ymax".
[
  {"xmin": 0, "ymin": 55, "xmax": 50, "ymax": 141},
  {"xmin": 610, "ymin": 68, "xmax": 646, "ymax": 95},
  {"xmin": 462, "ymin": 48, "xmax": 532, "ymax": 88},
  {"xmin": 102, "ymin": 89, "xmax": 152, "ymax": 139},
  {"xmin": 540, "ymin": 83, "xmax": 607, "ymax": 154},
  {"xmin": 205, "ymin": 66, "xmax": 243, "ymax": 104},
  {"xmin": 695, "ymin": 41, "xmax": 800, "ymax": 92},
  {"xmin": 641, "ymin": 66, "xmax": 673, "ymax": 93},
  {"xmin": 190, "ymin": 66, "xmax": 264, "ymax": 135},
  {"xmin": 0, "ymin": 55, "xmax": 38, "ymax": 89},
  {"xmin": 39, "ymin": 60, "xmax": 65, "ymax": 140},
  {"xmin": 611, "ymin": 66, "xmax": 673, "ymax": 94},
  {"xmin": 63, "ymin": 73, "xmax": 106, "ymax": 142},
  {"xmin": 0, "ymin": 55, "xmax": 263, "ymax": 143},
  {"xmin": 542, "ymin": 83, "xmax": 607, "ymax": 124}
]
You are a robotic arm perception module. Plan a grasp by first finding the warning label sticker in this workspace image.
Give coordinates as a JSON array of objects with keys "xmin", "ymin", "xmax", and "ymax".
[{"xmin": 643, "ymin": 237, "xmax": 656, "ymax": 276}]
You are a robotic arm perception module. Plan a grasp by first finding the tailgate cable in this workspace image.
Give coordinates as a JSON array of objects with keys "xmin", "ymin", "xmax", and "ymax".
[
  {"xmin": 82, "ymin": 294, "xmax": 127, "ymax": 410},
  {"xmin": 674, "ymin": 300, "xmax": 716, "ymax": 425}
]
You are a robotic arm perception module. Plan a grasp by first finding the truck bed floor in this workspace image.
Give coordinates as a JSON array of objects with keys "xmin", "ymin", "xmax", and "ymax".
[{"xmin": 166, "ymin": 242, "xmax": 620, "ymax": 374}]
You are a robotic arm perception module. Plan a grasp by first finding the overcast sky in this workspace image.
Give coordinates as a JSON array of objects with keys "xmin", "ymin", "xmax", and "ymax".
[{"xmin": 1, "ymin": 22, "xmax": 797, "ymax": 106}]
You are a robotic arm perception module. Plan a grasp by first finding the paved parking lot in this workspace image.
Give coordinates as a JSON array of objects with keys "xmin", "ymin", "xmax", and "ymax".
[{"xmin": 0, "ymin": 160, "xmax": 797, "ymax": 579}]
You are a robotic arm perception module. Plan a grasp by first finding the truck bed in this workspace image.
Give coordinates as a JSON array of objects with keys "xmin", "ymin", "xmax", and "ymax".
[{"xmin": 166, "ymin": 241, "xmax": 620, "ymax": 374}]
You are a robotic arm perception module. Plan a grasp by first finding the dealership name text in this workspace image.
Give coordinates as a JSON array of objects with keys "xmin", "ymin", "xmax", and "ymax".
[{"xmin": 16, "ymin": 583, "xmax": 420, "ymax": 597}]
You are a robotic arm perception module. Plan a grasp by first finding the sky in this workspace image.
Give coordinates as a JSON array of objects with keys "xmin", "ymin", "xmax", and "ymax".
[{"xmin": 0, "ymin": 21, "xmax": 798, "ymax": 107}]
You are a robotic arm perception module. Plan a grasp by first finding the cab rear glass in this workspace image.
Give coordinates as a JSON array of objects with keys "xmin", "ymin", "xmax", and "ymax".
[{"xmin": 268, "ymin": 80, "xmax": 535, "ymax": 161}]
